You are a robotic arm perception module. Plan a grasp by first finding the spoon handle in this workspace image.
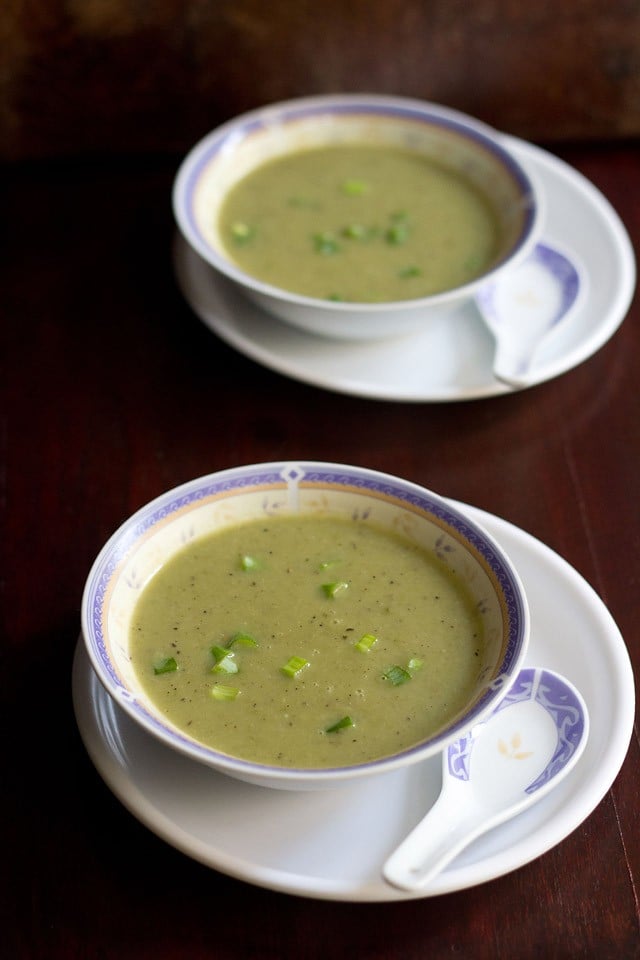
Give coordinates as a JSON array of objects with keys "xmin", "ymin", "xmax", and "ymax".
[
  {"xmin": 382, "ymin": 776, "xmax": 470, "ymax": 890},
  {"xmin": 382, "ymin": 775, "xmax": 489, "ymax": 892}
]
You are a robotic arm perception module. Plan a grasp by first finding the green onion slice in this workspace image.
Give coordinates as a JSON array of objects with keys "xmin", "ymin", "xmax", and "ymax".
[
  {"xmin": 342, "ymin": 179, "xmax": 369, "ymax": 195},
  {"xmin": 288, "ymin": 196, "xmax": 320, "ymax": 209},
  {"xmin": 281, "ymin": 656, "xmax": 310, "ymax": 678},
  {"xmin": 383, "ymin": 665, "xmax": 412, "ymax": 686},
  {"xmin": 321, "ymin": 581, "xmax": 349, "ymax": 598},
  {"xmin": 210, "ymin": 645, "xmax": 238, "ymax": 675},
  {"xmin": 342, "ymin": 223, "xmax": 369, "ymax": 240},
  {"xmin": 313, "ymin": 232, "xmax": 341, "ymax": 255},
  {"xmin": 153, "ymin": 656, "xmax": 177, "ymax": 675},
  {"xmin": 230, "ymin": 221, "xmax": 254, "ymax": 244},
  {"xmin": 399, "ymin": 265, "xmax": 422, "ymax": 278},
  {"xmin": 326, "ymin": 715, "xmax": 354, "ymax": 733},
  {"xmin": 210, "ymin": 684, "xmax": 239, "ymax": 701},
  {"xmin": 354, "ymin": 632, "xmax": 378, "ymax": 653},
  {"xmin": 385, "ymin": 222, "xmax": 409, "ymax": 245},
  {"xmin": 240, "ymin": 554, "xmax": 260, "ymax": 571},
  {"xmin": 228, "ymin": 631, "xmax": 258, "ymax": 648},
  {"xmin": 408, "ymin": 657, "xmax": 424, "ymax": 674}
]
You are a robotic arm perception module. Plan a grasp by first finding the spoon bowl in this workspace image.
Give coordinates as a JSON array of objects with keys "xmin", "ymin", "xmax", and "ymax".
[
  {"xmin": 476, "ymin": 242, "xmax": 583, "ymax": 387},
  {"xmin": 383, "ymin": 667, "xmax": 589, "ymax": 891}
]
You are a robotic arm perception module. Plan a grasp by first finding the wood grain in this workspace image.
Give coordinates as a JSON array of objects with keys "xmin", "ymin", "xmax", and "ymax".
[{"xmin": 2, "ymin": 0, "xmax": 640, "ymax": 160}]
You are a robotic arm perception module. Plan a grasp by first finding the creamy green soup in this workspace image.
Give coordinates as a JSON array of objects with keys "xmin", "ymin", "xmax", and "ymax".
[
  {"xmin": 129, "ymin": 515, "xmax": 485, "ymax": 768},
  {"xmin": 218, "ymin": 144, "xmax": 499, "ymax": 302}
]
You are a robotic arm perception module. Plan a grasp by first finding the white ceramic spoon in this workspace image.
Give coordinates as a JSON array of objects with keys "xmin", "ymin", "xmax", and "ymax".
[
  {"xmin": 476, "ymin": 242, "xmax": 583, "ymax": 388},
  {"xmin": 383, "ymin": 667, "xmax": 589, "ymax": 892}
]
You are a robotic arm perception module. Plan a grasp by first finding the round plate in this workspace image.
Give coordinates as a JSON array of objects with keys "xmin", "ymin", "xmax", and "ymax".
[
  {"xmin": 173, "ymin": 137, "xmax": 635, "ymax": 402},
  {"xmin": 73, "ymin": 504, "xmax": 635, "ymax": 901}
]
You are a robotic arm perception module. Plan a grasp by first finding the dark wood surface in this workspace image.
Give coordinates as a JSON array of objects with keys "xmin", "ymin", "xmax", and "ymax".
[
  {"xmin": 2, "ymin": 138, "xmax": 639, "ymax": 958},
  {"xmin": 3, "ymin": 0, "xmax": 640, "ymax": 161}
]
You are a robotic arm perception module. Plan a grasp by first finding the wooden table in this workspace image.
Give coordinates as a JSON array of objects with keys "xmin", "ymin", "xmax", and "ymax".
[{"xmin": 3, "ymin": 141, "xmax": 638, "ymax": 958}]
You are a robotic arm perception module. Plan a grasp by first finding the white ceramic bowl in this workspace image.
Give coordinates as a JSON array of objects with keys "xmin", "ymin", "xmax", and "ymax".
[
  {"xmin": 82, "ymin": 461, "xmax": 529, "ymax": 790},
  {"xmin": 173, "ymin": 94, "xmax": 543, "ymax": 341}
]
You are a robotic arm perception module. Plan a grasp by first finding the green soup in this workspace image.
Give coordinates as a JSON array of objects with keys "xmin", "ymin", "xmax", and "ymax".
[
  {"xmin": 129, "ymin": 515, "xmax": 485, "ymax": 768},
  {"xmin": 218, "ymin": 144, "xmax": 500, "ymax": 303}
]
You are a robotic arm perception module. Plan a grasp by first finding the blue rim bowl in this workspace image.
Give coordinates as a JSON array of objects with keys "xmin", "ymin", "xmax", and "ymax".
[
  {"xmin": 81, "ymin": 461, "xmax": 530, "ymax": 789},
  {"xmin": 173, "ymin": 95, "xmax": 543, "ymax": 340}
]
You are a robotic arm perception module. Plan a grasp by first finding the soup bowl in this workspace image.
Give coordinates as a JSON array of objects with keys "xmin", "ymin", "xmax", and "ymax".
[
  {"xmin": 173, "ymin": 94, "xmax": 543, "ymax": 341},
  {"xmin": 82, "ymin": 462, "xmax": 529, "ymax": 790}
]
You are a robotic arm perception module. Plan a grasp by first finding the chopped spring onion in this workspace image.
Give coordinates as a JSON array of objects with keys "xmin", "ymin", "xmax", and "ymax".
[
  {"xmin": 210, "ymin": 645, "xmax": 238, "ymax": 675},
  {"xmin": 321, "ymin": 581, "xmax": 349, "ymax": 598},
  {"xmin": 230, "ymin": 221, "xmax": 254, "ymax": 244},
  {"xmin": 383, "ymin": 664, "xmax": 412, "ymax": 686},
  {"xmin": 407, "ymin": 657, "xmax": 424, "ymax": 674},
  {"xmin": 342, "ymin": 179, "xmax": 369, "ymax": 195},
  {"xmin": 326, "ymin": 715, "xmax": 354, "ymax": 733},
  {"xmin": 210, "ymin": 684, "xmax": 239, "ymax": 701},
  {"xmin": 313, "ymin": 232, "xmax": 341, "ymax": 255},
  {"xmin": 318, "ymin": 559, "xmax": 340, "ymax": 571},
  {"xmin": 153, "ymin": 656, "xmax": 177, "ymax": 675},
  {"xmin": 385, "ymin": 222, "xmax": 409, "ymax": 245},
  {"xmin": 228, "ymin": 631, "xmax": 258, "ymax": 648},
  {"xmin": 240, "ymin": 554, "xmax": 260, "ymax": 571},
  {"xmin": 354, "ymin": 632, "xmax": 378, "ymax": 653},
  {"xmin": 281, "ymin": 656, "xmax": 310, "ymax": 678},
  {"xmin": 399, "ymin": 265, "xmax": 422, "ymax": 278},
  {"xmin": 342, "ymin": 223, "xmax": 369, "ymax": 240},
  {"xmin": 288, "ymin": 196, "xmax": 320, "ymax": 209}
]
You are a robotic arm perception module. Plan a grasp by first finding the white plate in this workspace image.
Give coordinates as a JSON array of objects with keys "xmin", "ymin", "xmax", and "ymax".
[
  {"xmin": 173, "ymin": 138, "xmax": 635, "ymax": 402},
  {"xmin": 73, "ymin": 504, "xmax": 635, "ymax": 901}
]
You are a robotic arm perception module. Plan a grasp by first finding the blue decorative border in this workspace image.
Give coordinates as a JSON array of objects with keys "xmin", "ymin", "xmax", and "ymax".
[
  {"xmin": 476, "ymin": 242, "xmax": 581, "ymax": 334},
  {"xmin": 447, "ymin": 667, "xmax": 586, "ymax": 791},
  {"xmin": 534, "ymin": 243, "xmax": 581, "ymax": 326}
]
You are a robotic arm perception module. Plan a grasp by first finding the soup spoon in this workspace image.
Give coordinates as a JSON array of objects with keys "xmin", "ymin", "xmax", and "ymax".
[
  {"xmin": 383, "ymin": 667, "xmax": 588, "ymax": 892},
  {"xmin": 475, "ymin": 242, "xmax": 583, "ymax": 388}
]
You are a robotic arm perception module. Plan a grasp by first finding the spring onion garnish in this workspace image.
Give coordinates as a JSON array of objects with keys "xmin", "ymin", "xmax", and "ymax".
[
  {"xmin": 318, "ymin": 559, "xmax": 341, "ymax": 571},
  {"xmin": 321, "ymin": 581, "xmax": 349, "ymax": 598},
  {"xmin": 240, "ymin": 554, "xmax": 260, "ymax": 572},
  {"xmin": 342, "ymin": 179, "xmax": 369, "ymax": 195},
  {"xmin": 230, "ymin": 221, "xmax": 254, "ymax": 244},
  {"xmin": 281, "ymin": 656, "xmax": 309, "ymax": 678},
  {"xmin": 210, "ymin": 645, "xmax": 238, "ymax": 675},
  {"xmin": 342, "ymin": 223, "xmax": 369, "ymax": 240},
  {"xmin": 288, "ymin": 196, "xmax": 320, "ymax": 209},
  {"xmin": 384, "ymin": 211, "xmax": 410, "ymax": 246},
  {"xmin": 399, "ymin": 265, "xmax": 422, "ymax": 278},
  {"xmin": 210, "ymin": 684, "xmax": 239, "ymax": 701},
  {"xmin": 326, "ymin": 715, "xmax": 354, "ymax": 733},
  {"xmin": 153, "ymin": 656, "xmax": 177, "ymax": 675},
  {"xmin": 383, "ymin": 664, "xmax": 412, "ymax": 686},
  {"xmin": 314, "ymin": 232, "xmax": 341, "ymax": 255},
  {"xmin": 385, "ymin": 222, "xmax": 409, "ymax": 245},
  {"xmin": 408, "ymin": 657, "xmax": 424, "ymax": 674},
  {"xmin": 228, "ymin": 631, "xmax": 258, "ymax": 648},
  {"xmin": 354, "ymin": 632, "xmax": 378, "ymax": 653}
]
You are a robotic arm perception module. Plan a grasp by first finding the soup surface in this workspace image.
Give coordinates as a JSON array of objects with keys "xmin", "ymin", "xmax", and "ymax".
[
  {"xmin": 129, "ymin": 515, "xmax": 486, "ymax": 768},
  {"xmin": 218, "ymin": 144, "xmax": 499, "ymax": 302}
]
